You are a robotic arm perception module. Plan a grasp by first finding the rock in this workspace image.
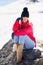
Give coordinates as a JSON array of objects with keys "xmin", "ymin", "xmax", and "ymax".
[
  {"xmin": 23, "ymin": 49, "xmax": 41, "ymax": 60},
  {"xmin": 0, "ymin": 39, "xmax": 42, "ymax": 65},
  {"xmin": 34, "ymin": 57, "xmax": 43, "ymax": 65}
]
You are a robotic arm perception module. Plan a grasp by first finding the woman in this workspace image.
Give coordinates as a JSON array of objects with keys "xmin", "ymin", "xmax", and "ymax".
[{"xmin": 12, "ymin": 7, "xmax": 36, "ymax": 63}]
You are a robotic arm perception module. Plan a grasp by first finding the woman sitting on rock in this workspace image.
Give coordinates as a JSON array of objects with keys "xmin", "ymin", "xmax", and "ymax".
[{"xmin": 12, "ymin": 7, "xmax": 36, "ymax": 63}]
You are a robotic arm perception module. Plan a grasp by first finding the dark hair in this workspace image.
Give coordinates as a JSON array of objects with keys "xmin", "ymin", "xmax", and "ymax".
[{"xmin": 21, "ymin": 7, "xmax": 29, "ymax": 18}]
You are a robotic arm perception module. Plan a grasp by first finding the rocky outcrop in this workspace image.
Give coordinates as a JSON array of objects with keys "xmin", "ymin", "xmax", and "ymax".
[
  {"xmin": 34, "ymin": 57, "xmax": 43, "ymax": 65},
  {"xmin": 0, "ymin": 39, "xmax": 42, "ymax": 65}
]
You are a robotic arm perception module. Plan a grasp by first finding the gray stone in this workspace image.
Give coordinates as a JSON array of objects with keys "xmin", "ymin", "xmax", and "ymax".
[
  {"xmin": 34, "ymin": 57, "xmax": 43, "ymax": 65},
  {"xmin": 0, "ymin": 39, "xmax": 42, "ymax": 65}
]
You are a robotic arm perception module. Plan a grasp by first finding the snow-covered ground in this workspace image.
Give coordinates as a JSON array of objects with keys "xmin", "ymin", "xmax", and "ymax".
[{"xmin": 0, "ymin": 0, "xmax": 43, "ymax": 49}]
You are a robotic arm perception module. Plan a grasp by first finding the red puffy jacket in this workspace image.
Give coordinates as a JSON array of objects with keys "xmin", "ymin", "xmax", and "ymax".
[{"xmin": 12, "ymin": 20, "xmax": 36, "ymax": 43}]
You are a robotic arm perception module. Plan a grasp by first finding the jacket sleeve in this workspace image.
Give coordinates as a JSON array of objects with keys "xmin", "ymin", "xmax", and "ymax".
[
  {"xmin": 12, "ymin": 20, "xmax": 20, "ymax": 33},
  {"xmin": 14, "ymin": 24, "xmax": 33, "ymax": 35},
  {"xmin": 15, "ymin": 29, "xmax": 26, "ymax": 35}
]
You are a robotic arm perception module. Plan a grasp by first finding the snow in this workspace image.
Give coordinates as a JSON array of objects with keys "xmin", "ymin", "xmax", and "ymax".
[{"xmin": 0, "ymin": 1, "xmax": 43, "ymax": 49}]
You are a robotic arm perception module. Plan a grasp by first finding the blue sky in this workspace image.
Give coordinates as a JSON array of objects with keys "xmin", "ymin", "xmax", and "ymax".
[{"xmin": 0, "ymin": 0, "xmax": 17, "ymax": 6}]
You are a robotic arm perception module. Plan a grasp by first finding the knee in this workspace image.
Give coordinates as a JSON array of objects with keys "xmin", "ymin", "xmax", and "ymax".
[{"xmin": 19, "ymin": 36, "xmax": 26, "ymax": 44}]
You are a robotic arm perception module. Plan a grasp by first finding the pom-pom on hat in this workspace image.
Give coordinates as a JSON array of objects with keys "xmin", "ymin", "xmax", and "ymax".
[{"xmin": 21, "ymin": 7, "xmax": 29, "ymax": 18}]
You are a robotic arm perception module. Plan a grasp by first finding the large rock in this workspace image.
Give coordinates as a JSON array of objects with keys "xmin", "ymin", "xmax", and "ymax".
[
  {"xmin": 34, "ymin": 57, "xmax": 43, "ymax": 65},
  {"xmin": 0, "ymin": 39, "xmax": 42, "ymax": 65}
]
